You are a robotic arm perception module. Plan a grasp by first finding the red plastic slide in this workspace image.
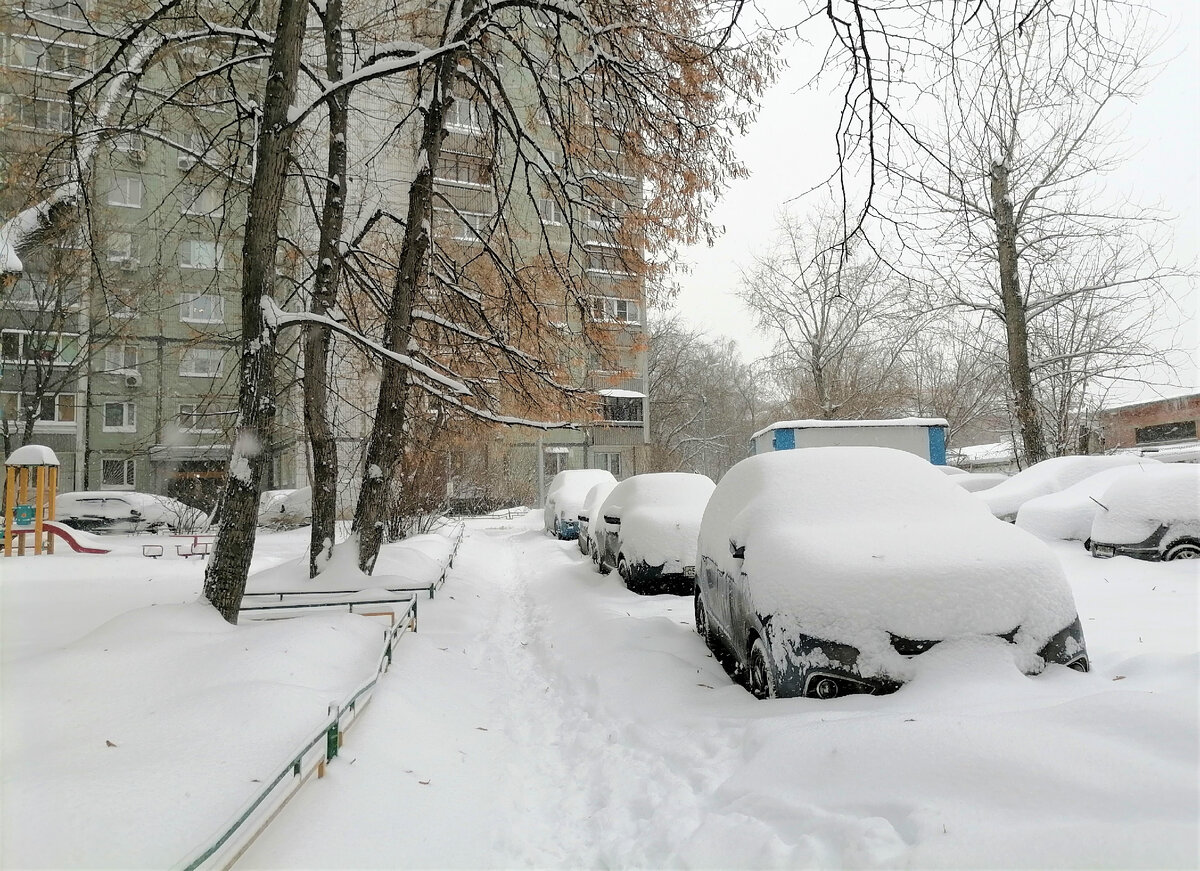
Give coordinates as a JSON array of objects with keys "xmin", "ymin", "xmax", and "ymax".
[{"xmin": 8, "ymin": 521, "xmax": 111, "ymax": 554}]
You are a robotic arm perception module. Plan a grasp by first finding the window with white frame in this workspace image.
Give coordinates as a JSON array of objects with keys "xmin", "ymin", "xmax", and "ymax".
[
  {"xmin": 106, "ymin": 232, "xmax": 133, "ymax": 261},
  {"xmin": 601, "ymin": 395, "xmax": 643, "ymax": 423},
  {"xmin": 178, "ymin": 402, "xmax": 220, "ymax": 432},
  {"xmin": 0, "ymin": 392, "xmax": 76, "ymax": 423},
  {"xmin": 179, "ymin": 346, "xmax": 223, "ymax": 377},
  {"xmin": 111, "ymin": 132, "xmax": 145, "ymax": 153},
  {"xmin": 179, "ymin": 291, "xmax": 223, "ymax": 323},
  {"xmin": 104, "ymin": 341, "xmax": 138, "ymax": 371},
  {"xmin": 6, "ymin": 276, "xmax": 83, "ymax": 309},
  {"xmin": 105, "ymin": 175, "xmax": 143, "ymax": 208},
  {"xmin": 179, "ymin": 239, "xmax": 224, "ymax": 269},
  {"xmin": 105, "ymin": 288, "xmax": 137, "ymax": 319},
  {"xmin": 8, "ymin": 36, "xmax": 89, "ymax": 75},
  {"xmin": 586, "ymin": 247, "xmax": 632, "ymax": 276},
  {"xmin": 435, "ymin": 150, "xmax": 490, "ymax": 186},
  {"xmin": 445, "ymin": 97, "xmax": 483, "ymax": 132},
  {"xmin": 536, "ymin": 197, "xmax": 565, "ymax": 225},
  {"xmin": 8, "ymin": 95, "xmax": 71, "ymax": 131},
  {"xmin": 590, "ymin": 295, "xmax": 640, "ymax": 324},
  {"xmin": 102, "ymin": 400, "xmax": 136, "ymax": 432},
  {"xmin": 101, "ymin": 458, "xmax": 135, "ymax": 488},
  {"xmin": 0, "ymin": 330, "xmax": 80, "ymax": 365},
  {"xmin": 27, "ymin": 0, "xmax": 87, "ymax": 21},
  {"xmin": 179, "ymin": 183, "xmax": 223, "ymax": 217},
  {"xmin": 594, "ymin": 452, "xmax": 621, "ymax": 476}
]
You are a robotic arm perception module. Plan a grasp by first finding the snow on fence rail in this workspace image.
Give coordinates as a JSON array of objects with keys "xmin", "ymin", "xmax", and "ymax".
[{"xmin": 175, "ymin": 596, "xmax": 417, "ymax": 871}]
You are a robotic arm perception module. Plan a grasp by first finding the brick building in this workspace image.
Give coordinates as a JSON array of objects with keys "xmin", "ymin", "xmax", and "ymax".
[{"xmin": 1094, "ymin": 392, "xmax": 1200, "ymax": 462}]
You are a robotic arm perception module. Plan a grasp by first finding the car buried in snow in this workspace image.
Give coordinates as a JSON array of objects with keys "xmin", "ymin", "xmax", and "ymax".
[
  {"xmin": 55, "ymin": 491, "xmax": 209, "ymax": 535},
  {"xmin": 1089, "ymin": 464, "xmax": 1200, "ymax": 562},
  {"xmin": 694, "ymin": 447, "xmax": 1089, "ymax": 699},
  {"xmin": 544, "ymin": 469, "xmax": 617, "ymax": 540},
  {"xmin": 577, "ymin": 478, "xmax": 618, "ymax": 558},
  {"xmin": 977, "ymin": 454, "xmax": 1151, "ymax": 522},
  {"xmin": 593, "ymin": 472, "xmax": 715, "ymax": 595}
]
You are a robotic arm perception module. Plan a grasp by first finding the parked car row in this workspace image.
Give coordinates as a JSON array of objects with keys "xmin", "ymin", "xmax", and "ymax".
[
  {"xmin": 55, "ymin": 491, "xmax": 209, "ymax": 535},
  {"xmin": 545, "ymin": 447, "xmax": 1094, "ymax": 701}
]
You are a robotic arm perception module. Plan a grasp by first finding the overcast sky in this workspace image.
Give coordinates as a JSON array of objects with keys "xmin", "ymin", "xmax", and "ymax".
[{"xmin": 668, "ymin": 1, "xmax": 1200, "ymax": 403}]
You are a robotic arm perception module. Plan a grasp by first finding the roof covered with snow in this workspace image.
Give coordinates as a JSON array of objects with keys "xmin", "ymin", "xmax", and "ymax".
[
  {"xmin": 752, "ymin": 417, "xmax": 947, "ymax": 440},
  {"xmin": 5, "ymin": 444, "xmax": 60, "ymax": 466}
]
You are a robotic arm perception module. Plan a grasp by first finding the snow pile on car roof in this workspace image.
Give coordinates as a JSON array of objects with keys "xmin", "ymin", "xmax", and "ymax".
[
  {"xmin": 698, "ymin": 448, "xmax": 1078, "ymax": 679},
  {"xmin": 1090, "ymin": 464, "xmax": 1200, "ymax": 543},
  {"xmin": 579, "ymin": 480, "xmax": 617, "ymax": 522},
  {"xmin": 601, "ymin": 473, "xmax": 714, "ymax": 568},
  {"xmin": 978, "ymin": 455, "xmax": 1150, "ymax": 518},
  {"xmin": 1015, "ymin": 460, "xmax": 1161, "ymax": 541},
  {"xmin": 545, "ymin": 470, "xmax": 617, "ymax": 529}
]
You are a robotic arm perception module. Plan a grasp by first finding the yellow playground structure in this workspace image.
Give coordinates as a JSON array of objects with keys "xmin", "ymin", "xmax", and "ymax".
[{"xmin": 4, "ymin": 445, "xmax": 60, "ymax": 556}]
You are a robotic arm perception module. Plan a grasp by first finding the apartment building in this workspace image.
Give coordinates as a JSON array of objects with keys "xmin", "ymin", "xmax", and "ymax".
[{"xmin": 0, "ymin": 0, "xmax": 268, "ymax": 509}]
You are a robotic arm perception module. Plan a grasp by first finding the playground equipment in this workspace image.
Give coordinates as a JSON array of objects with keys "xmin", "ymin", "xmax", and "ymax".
[{"xmin": 4, "ymin": 444, "xmax": 60, "ymax": 556}]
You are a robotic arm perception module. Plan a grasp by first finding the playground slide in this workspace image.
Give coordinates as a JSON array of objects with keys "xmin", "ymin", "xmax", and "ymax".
[{"xmin": 8, "ymin": 521, "xmax": 111, "ymax": 554}]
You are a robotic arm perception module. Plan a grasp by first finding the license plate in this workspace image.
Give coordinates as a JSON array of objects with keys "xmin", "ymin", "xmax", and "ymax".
[
  {"xmin": 1092, "ymin": 545, "xmax": 1115, "ymax": 558},
  {"xmin": 683, "ymin": 566, "xmax": 696, "ymax": 578}
]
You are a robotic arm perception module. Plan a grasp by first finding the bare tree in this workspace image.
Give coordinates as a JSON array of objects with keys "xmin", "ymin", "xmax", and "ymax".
[
  {"xmin": 739, "ymin": 210, "xmax": 929, "ymax": 420},
  {"xmin": 882, "ymin": 3, "xmax": 1178, "ymax": 462},
  {"xmin": 647, "ymin": 313, "xmax": 764, "ymax": 478}
]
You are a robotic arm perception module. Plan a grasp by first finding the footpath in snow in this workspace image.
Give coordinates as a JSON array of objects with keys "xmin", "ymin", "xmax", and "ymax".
[{"xmin": 241, "ymin": 512, "xmax": 1199, "ymax": 870}]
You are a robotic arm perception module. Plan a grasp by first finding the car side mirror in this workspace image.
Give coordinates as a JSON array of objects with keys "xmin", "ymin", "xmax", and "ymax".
[{"xmin": 729, "ymin": 540, "xmax": 745, "ymax": 560}]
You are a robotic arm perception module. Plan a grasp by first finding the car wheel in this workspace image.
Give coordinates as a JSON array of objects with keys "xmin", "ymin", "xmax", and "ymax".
[
  {"xmin": 618, "ymin": 555, "xmax": 639, "ymax": 593},
  {"xmin": 597, "ymin": 548, "xmax": 611, "ymax": 575},
  {"xmin": 748, "ymin": 638, "xmax": 777, "ymax": 700},
  {"xmin": 1164, "ymin": 539, "xmax": 1200, "ymax": 561},
  {"xmin": 694, "ymin": 588, "xmax": 713, "ymax": 647}
]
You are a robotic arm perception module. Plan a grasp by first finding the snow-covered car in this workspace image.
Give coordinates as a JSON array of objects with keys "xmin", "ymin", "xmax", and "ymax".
[
  {"xmin": 1015, "ymin": 460, "xmax": 1161, "ymax": 544},
  {"xmin": 257, "ymin": 487, "xmax": 312, "ymax": 528},
  {"xmin": 695, "ymin": 447, "xmax": 1089, "ymax": 700},
  {"xmin": 577, "ymin": 478, "xmax": 618, "ymax": 557},
  {"xmin": 593, "ymin": 472, "xmax": 715, "ymax": 594},
  {"xmin": 1089, "ymin": 464, "xmax": 1200, "ymax": 561},
  {"xmin": 544, "ymin": 469, "xmax": 616, "ymax": 540},
  {"xmin": 978, "ymin": 454, "xmax": 1151, "ymax": 521},
  {"xmin": 943, "ymin": 470, "xmax": 1010, "ymax": 492},
  {"xmin": 56, "ymin": 491, "xmax": 208, "ymax": 535}
]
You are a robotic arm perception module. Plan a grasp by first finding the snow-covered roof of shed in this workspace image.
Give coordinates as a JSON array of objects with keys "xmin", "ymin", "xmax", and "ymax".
[
  {"xmin": 6, "ymin": 445, "xmax": 60, "ymax": 466},
  {"xmin": 954, "ymin": 441, "xmax": 1015, "ymax": 463},
  {"xmin": 752, "ymin": 417, "xmax": 948, "ymax": 441},
  {"xmin": 596, "ymin": 388, "xmax": 646, "ymax": 399}
]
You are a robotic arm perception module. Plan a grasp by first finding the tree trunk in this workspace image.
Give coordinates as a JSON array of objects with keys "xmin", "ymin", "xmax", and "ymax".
[
  {"xmin": 304, "ymin": 0, "xmax": 349, "ymax": 578},
  {"xmin": 203, "ymin": 0, "xmax": 309, "ymax": 623},
  {"xmin": 989, "ymin": 160, "xmax": 1047, "ymax": 465},
  {"xmin": 353, "ymin": 56, "xmax": 458, "ymax": 574}
]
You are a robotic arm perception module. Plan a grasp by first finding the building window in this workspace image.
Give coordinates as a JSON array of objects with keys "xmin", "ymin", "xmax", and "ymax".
[
  {"xmin": 0, "ymin": 392, "xmax": 76, "ymax": 422},
  {"xmin": 179, "ymin": 183, "xmax": 223, "ymax": 217},
  {"xmin": 179, "ymin": 346, "xmax": 223, "ymax": 378},
  {"xmin": 111, "ymin": 132, "xmax": 145, "ymax": 154},
  {"xmin": 102, "ymin": 401, "xmax": 136, "ymax": 432},
  {"xmin": 0, "ymin": 330, "xmax": 80, "ymax": 365},
  {"xmin": 178, "ymin": 403, "xmax": 220, "ymax": 433},
  {"xmin": 594, "ymin": 452, "xmax": 621, "ymax": 476},
  {"xmin": 5, "ymin": 95, "xmax": 71, "ymax": 131},
  {"xmin": 179, "ymin": 291, "xmax": 224, "ymax": 323},
  {"xmin": 602, "ymin": 395, "xmax": 644, "ymax": 423},
  {"xmin": 434, "ymin": 209, "xmax": 489, "ymax": 243},
  {"xmin": 6, "ymin": 276, "xmax": 83, "ymax": 310},
  {"xmin": 1135, "ymin": 420, "xmax": 1197, "ymax": 444},
  {"xmin": 8, "ymin": 36, "xmax": 89, "ymax": 76},
  {"xmin": 445, "ymin": 97, "xmax": 483, "ymax": 132},
  {"xmin": 179, "ymin": 239, "xmax": 224, "ymax": 269},
  {"xmin": 591, "ymin": 296, "xmax": 640, "ymax": 324},
  {"xmin": 587, "ymin": 247, "xmax": 633, "ymax": 276},
  {"xmin": 105, "ymin": 288, "xmax": 138, "ymax": 319},
  {"xmin": 101, "ymin": 458, "xmax": 135, "ymax": 488},
  {"xmin": 105, "ymin": 175, "xmax": 143, "ymax": 208},
  {"xmin": 106, "ymin": 232, "xmax": 134, "ymax": 262},
  {"xmin": 537, "ymin": 197, "xmax": 565, "ymax": 225},
  {"xmin": 104, "ymin": 342, "xmax": 138, "ymax": 371},
  {"xmin": 26, "ymin": 0, "xmax": 87, "ymax": 22},
  {"xmin": 435, "ymin": 150, "xmax": 490, "ymax": 186}
]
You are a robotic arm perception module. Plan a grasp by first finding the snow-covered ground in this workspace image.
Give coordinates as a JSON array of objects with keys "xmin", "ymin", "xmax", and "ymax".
[{"xmin": 2, "ymin": 514, "xmax": 1197, "ymax": 869}]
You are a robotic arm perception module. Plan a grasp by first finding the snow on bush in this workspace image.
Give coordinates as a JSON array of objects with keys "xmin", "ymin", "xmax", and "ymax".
[
  {"xmin": 1090, "ymin": 464, "xmax": 1200, "ymax": 544},
  {"xmin": 1015, "ymin": 461, "xmax": 1161, "ymax": 542},
  {"xmin": 544, "ymin": 469, "xmax": 617, "ymax": 533},
  {"xmin": 978, "ymin": 454, "xmax": 1151, "ymax": 519},
  {"xmin": 698, "ymin": 448, "xmax": 1079, "ymax": 680},
  {"xmin": 597, "ymin": 472, "xmax": 714, "ymax": 570}
]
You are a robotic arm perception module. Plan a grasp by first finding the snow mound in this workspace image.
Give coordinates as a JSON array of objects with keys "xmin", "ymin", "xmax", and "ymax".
[
  {"xmin": 699, "ymin": 448, "xmax": 1078, "ymax": 674},
  {"xmin": 979, "ymin": 455, "xmax": 1151, "ymax": 519},
  {"xmin": 1016, "ymin": 461, "xmax": 1162, "ymax": 542}
]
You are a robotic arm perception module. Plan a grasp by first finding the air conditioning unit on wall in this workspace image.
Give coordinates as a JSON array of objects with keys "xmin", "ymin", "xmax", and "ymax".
[
  {"xmin": 118, "ymin": 257, "xmax": 138, "ymax": 272},
  {"xmin": 124, "ymin": 371, "xmax": 142, "ymax": 388}
]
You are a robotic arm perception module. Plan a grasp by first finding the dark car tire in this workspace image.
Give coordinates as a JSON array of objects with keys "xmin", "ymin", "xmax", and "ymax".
[
  {"xmin": 618, "ymin": 555, "xmax": 641, "ymax": 594},
  {"xmin": 1164, "ymin": 539, "xmax": 1200, "ymax": 561},
  {"xmin": 748, "ymin": 638, "xmax": 777, "ymax": 699},
  {"xmin": 597, "ymin": 548, "xmax": 611, "ymax": 574},
  {"xmin": 694, "ymin": 589, "xmax": 713, "ymax": 648}
]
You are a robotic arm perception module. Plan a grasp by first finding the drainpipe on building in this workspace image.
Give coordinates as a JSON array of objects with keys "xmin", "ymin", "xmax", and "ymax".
[{"xmin": 536, "ymin": 434, "xmax": 545, "ymax": 508}]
